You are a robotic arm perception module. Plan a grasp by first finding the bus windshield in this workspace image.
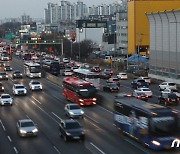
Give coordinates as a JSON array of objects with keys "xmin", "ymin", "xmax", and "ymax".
[
  {"xmin": 150, "ymin": 116, "xmax": 176, "ymax": 136},
  {"xmin": 78, "ymin": 85, "xmax": 96, "ymax": 98},
  {"xmin": 30, "ymin": 66, "xmax": 41, "ymax": 73}
]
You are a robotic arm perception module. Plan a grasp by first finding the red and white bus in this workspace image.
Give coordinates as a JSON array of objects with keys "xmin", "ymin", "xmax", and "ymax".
[{"xmin": 62, "ymin": 77, "xmax": 97, "ymax": 106}]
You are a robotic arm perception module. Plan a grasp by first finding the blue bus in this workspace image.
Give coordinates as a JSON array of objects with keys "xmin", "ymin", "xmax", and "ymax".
[{"xmin": 114, "ymin": 96, "xmax": 178, "ymax": 150}]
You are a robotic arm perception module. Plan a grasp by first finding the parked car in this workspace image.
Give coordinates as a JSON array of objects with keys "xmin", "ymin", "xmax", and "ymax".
[
  {"xmin": 117, "ymin": 72, "xmax": 128, "ymax": 80},
  {"xmin": 0, "ymin": 94, "xmax": 13, "ymax": 106},
  {"xmin": 0, "ymin": 72, "xmax": 8, "ymax": 80},
  {"xmin": 29, "ymin": 80, "xmax": 42, "ymax": 91},
  {"xmin": 4, "ymin": 65, "xmax": 12, "ymax": 71},
  {"xmin": 0, "ymin": 82, "xmax": 4, "ymax": 92},
  {"xmin": 159, "ymin": 82, "xmax": 177, "ymax": 91},
  {"xmin": 64, "ymin": 104, "xmax": 84, "ymax": 118},
  {"xmin": 59, "ymin": 119, "xmax": 85, "ymax": 142},
  {"xmin": 16, "ymin": 119, "xmax": 38, "ymax": 137},
  {"xmin": 133, "ymin": 87, "xmax": 153, "ymax": 97},
  {"xmin": 12, "ymin": 70, "xmax": 23, "ymax": 79},
  {"xmin": 12, "ymin": 84, "xmax": 27, "ymax": 96},
  {"xmin": 103, "ymin": 83, "xmax": 119, "ymax": 92},
  {"xmin": 107, "ymin": 77, "xmax": 120, "ymax": 87},
  {"xmin": 161, "ymin": 88, "xmax": 180, "ymax": 98},
  {"xmin": 158, "ymin": 93, "xmax": 179, "ymax": 106},
  {"xmin": 131, "ymin": 79, "xmax": 149, "ymax": 89}
]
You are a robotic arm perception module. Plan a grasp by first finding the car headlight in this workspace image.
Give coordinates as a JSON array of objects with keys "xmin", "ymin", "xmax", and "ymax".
[
  {"xmin": 6, "ymin": 75, "xmax": 8, "ymax": 78},
  {"xmin": 79, "ymin": 99, "xmax": 84, "ymax": 102},
  {"xmin": 2, "ymin": 87, "xmax": 4, "ymax": 90},
  {"xmin": 20, "ymin": 73, "xmax": 23, "ymax": 76},
  {"xmin": 69, "ymin": 111, "xmax": 74, "ymax": 115},
  {"xmin": 14, "ymin": 74, "xmax": 16, "ymax": 76},
  {"xmin": 0, "ymin": 76, "xmax": 2, "ymax": 78},
  {"xmin": 24, "ymin": 89, "xmax": 27, "ymax": 93},
  {"xmin": 32, "ymin": 128, "xmax": 38, "ymax": 133},
  {"xmin": 152, "ymin": 140, "xmax": 160, "ymax": 146},
  {"xmin": 92, "ymin": 98, "xmax": 96, "ymax": 101},
  {"xmin": 20, "ymin": 130, "xmax": 27, "ymax": 134},
  {"xmin": 80, "ymin": 110, "xmax": 84, "ymax": 114},
  {"xmin": 66, "ymin": 132, "xmax": 71, "ymax": 136}
]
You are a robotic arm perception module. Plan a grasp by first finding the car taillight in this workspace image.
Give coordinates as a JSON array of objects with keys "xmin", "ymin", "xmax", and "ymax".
[
  {"xmin": 177, "ymin": 98, "xmax": 179, "ymax": 101},
  {"xmin": 167, "ymin": 98, "xmax": 170, "ymax": 101}
]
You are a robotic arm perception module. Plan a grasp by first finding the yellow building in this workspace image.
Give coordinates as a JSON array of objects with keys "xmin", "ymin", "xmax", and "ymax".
[{"xmin": 128, "ymin": 0, "xmax": 180, "ymax": 55}]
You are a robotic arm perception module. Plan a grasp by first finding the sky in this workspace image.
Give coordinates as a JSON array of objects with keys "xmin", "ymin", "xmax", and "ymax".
[{"xmin": 0, "ymin": 0, "xmax": 118, "ymax": 19}]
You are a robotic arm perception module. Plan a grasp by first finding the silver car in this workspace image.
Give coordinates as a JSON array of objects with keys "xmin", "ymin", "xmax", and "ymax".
[
  {"xmin": 16, "ymin": 119, "xmax": 38, "ymax": 137},
  {"xmin": 64, "ymin": 104, "xmax": 84, "ymax": 118},
  {"xmin": 0, "ymin": 94, "xmax": 13, "ymax": 106},
  {"xmin": 29, "ymin": 80, "xmax": 42, "ymax": 91}
]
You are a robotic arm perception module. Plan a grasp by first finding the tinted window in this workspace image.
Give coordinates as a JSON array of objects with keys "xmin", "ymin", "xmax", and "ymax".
[
  {"xmin": 69, "ymin": 105, "xmax": 81, "ymax": 110},
  {"xmin": 65, "ymin": 122, "xmax": 81, "ymax": 129},
  {"xmin": 169, "ymin": 94, "xmax": 177, "ymax": 99},
  {"xmin": 1, "ymin": 95, "xmax": 10, "ymax": 99},
  {"xmin": 169, "ymin": 83, "xmax": 175, "ymax": 86},
  {"xmin": 16, "ymin": 86, "xmax": 25, "ymax": 89},
  {"xmin": 21, "ymin": 121, "xmax": 34, "ymax": 127},
  {"xmin": 78, "ymin": 85, "xmax": 97, "ymax": 98},
  {"xmin": 32, "ymin": 81, "xmax": 40, "ymax": 84}
]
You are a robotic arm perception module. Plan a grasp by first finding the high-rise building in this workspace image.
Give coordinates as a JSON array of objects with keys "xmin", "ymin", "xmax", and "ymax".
[{"xmin": 21, "ymin": 14, "xmax": 32, "ymax": 24}]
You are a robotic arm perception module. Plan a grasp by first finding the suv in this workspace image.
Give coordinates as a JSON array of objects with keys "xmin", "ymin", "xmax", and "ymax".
[
  {"xmin": 158, "ymin": 93, "xmax": 179, "ymax": 106},
  {"xmin": 12, "ymin": 84, "xmax": 27, "ymax": 96},
  {"xmin": 159, "ymin": 82, "xmax": 176, "ymax": 91},
  {"xmin": 59, "ymin": 119, "xmax": 85, "ymax": 142},
  {"xmin": 131, "ymin": 79, "xmax": 149, "ymax": 89}
]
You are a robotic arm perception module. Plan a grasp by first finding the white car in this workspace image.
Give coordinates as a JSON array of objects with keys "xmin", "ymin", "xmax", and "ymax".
[
  {"xmin": 117, "ymin": 72, "xmax": 128, "ymax": 79},
  {"xmin": 64, "ymin": 104, "xmax": 84, "ymax": 118},
  {"xmin": 13, "ymin": 84, "xmax": 27, "ymax": 96},
  {"xmin": 29, "ymin": 80, "xmax": 42, "ymax": 91},
  {"xmin": 63, "ymin": 69, "xmax": 73, "ymax": 76},
  {"xmin": 15, "ymin": 51, "xmax": 21, "ymax": 56},
  {"xmin": 16, "ymin": 119, "xmax": 38, "ymax": 137},
  {"xmin": 133, "ymin": 87, "xmax": 153, "ymax": 97},
  {"xmin": 62, "ymin": 58, "xmax": 69, "ymax": 63},
  {"xmin": 161, "ymin": 88, "xmax": 180, "ymax": 98},
  {"xmin": 0, "ymin": 94, "xmax": 13, "ymax": 106},
  {"xmin": 159, "ymin": 82, "xmax": 177, "ymax": 91},
  {"xmin": 139, "ymin": 76, "xmax": 151, "ymax": 84}
]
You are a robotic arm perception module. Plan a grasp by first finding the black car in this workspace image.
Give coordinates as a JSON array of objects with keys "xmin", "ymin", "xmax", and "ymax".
[
  {"xmin": 0, "ymin": 82, "xmax": 4, "ymax": 92},
  {"xmin": 103, "ymin": 83, "xmax": 119, "ymax": 92},
  {"xmin": 107, "ymin": 77, "xmax": 120, "ymax": 87},
  {"xmin": 12, "ymin": 70, "xmax": 23, "ymax": 79},
  {"xmin": 158, "ymin": 93, "xmax": 179, "ymax": 106},
  {"xmin": 0, "ymin": 72, "xmax": 8, "ymax": 80},
  {"xmin": 59, "ymin": 119, "xmax": 85, "ymax": 142},
  {"xmin": 131, "ymin": 79, "xmax": 149, "ymax": 89},
  {"xmin": 4, "ymin": 65, "xmax": 12, "ymax": 71}
]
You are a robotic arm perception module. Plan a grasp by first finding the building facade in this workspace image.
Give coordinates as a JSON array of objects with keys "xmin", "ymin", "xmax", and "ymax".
[
  {"xmin": 128, "ymin": 0, "xmax": 180, "ymax": 55},
  {"xmin": 147, "ymin": 10, "xmax": 180, "ymax": 84}
]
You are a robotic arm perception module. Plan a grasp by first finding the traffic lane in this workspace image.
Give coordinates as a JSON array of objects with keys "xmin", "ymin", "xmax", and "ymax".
[
  {"xmin": 2, "ymin": 81, "xmax": 62, "ymax": 154},
  {"xmin": 0, "ymin": 119, "xmax": 16, "ymax": 154},
  {"xmin": 14, "ymin": 95, "xmax": 92, "ymax": 154}
]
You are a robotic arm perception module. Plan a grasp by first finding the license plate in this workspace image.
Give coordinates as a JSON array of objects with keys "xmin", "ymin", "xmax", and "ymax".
[{"xmin": 73, "ymin": 136, "xmax": 80, "ymax": 139}]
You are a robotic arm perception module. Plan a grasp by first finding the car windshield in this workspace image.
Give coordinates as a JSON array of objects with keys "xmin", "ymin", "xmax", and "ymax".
[
  {"xmin": 14, "ymin": 71, "xmax": 20, "ymax": 74},
  {"xmin": 142, "ymin": 89, "xmax": 150, "ymax": 91},
  {"xmin": 169, "ymin": 83, "xmax": 175, "ymax": 86},
  {"xmin": 121, "ymin": 73, "xmax": 127, "ymax": 75},
  {"xmin": 78, "ymin": 85, "xmax": 97, "ymax": 98},
  {"xmin": 137, "ymin": 80, "xmax": 145, "ymax": 82},
  {"xmin": 30, "ymin": 66, "xmax": 41, "ymax": 73},
  {"xmin": 112, "ymin": 78, "xmax": 119, "ymax": 81},
  {"xmin": 32, "ymin": 81, "xmax": 40, "ymax": 84},
  {"xmin": 169, "ymin": 94, "xmax": 177, "ymax": 99},
  {"xmin": 21, "ymin": 121, "xmax": 34, "ymax": 127},
  {"xmin": 0, "ymin": 73, "xmax": 6, "ymax": 75},
  {"xmin": 1, "ymin": 95, "xmax": 10, "ymax": 99},
  {"xmin": 65, "ymin": 122, "xmax": 81, "ymax": 129},
  {"xmin": 69, "ymin": 105, "xmax": 81, "ymax": 110},
  {"xmin": 150, "ymin": 116, "xmax": 177, "ymax": 136},
  {"xmin": 109, "ymin": 83, "xmax": 118, "ymax": 87},
  {"xmin": 16, "ymin": 86, "xmax": 25, "ymax": 89}
]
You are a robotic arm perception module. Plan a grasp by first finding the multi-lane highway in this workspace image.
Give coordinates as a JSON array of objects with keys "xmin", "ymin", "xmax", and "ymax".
[{"xmin": 0, "ymin": 56, "xmax": 179, "ymax": 154}]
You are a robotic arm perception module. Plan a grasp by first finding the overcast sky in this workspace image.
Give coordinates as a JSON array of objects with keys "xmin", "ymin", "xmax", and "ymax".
[{"xmin": 0, "ymin": 0, "xmax": 119, "ymax": 19}]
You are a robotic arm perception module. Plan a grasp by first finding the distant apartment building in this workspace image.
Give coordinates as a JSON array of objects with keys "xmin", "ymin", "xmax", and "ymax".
[
  {"xmin": 21, "ymin": 14, "xmax": 32, "ymax": 24},
  {"xmin": 116, "ymin": 12, "xmax": 128, "ymax": 55}
]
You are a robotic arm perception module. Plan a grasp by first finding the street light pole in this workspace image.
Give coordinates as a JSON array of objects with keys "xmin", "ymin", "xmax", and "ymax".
[{"xmin": 78, "ymin": 28, "xmax": 83, "ymax": 62}]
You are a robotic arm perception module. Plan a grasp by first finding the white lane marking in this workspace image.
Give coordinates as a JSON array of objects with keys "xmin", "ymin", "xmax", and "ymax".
[
  {"xmin": 53, "ymin": 95, "xmax": 61, "ymax": 101},
  {"xmin": 125, "ymin": 139, "xmax": 150, "ymax": 154},
  {"xmin": 90, "ymin": 142, "xmax": 106, "ymax": 154},
  {"xmin": 45, "ymin": 79, "xmax": 61, "ymax": 88},
  {"xmin": 97, "ymin": 105, "xmax": 113, "ymax": 114},
  {"xmin": 13, "ymin": 147, "xmax": 18, "ymax": 154},
  {"xmin": 84, "ymin": 117, "xmax": 100, "ymax": 129},
  {"xmin": 0, "ymin": 120, "xmax": 6, "ymax": 131},
  {"xmin": 53, "ymin": 146, "xmax": 61, "ymax": 154},
  {"xmin": 26, "ymin": 115, "xmax": 30, "ymax": 119},
  {"xmin": 7, "ymin": 136, "xmax": 12, "ymax": 142},
  {"xmin": 32, "ymin": 96, "xmax": 42, "ymax": 104},
  {"xmin": 84, "ymin": 114, "xmax": 99, "ymax": 124},
  {"xmin": 31, "ymin": 101, "xmax": 59, "ymax": 124},
  {"xmin": 51, "ymin": 112, "xmax": 62, "ymax": 121}
]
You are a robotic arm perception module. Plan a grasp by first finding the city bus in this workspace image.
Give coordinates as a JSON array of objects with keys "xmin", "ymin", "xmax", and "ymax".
[
  {"xmin": 114, "ymin": 96, "xmax": 178, "ymax": 150},
  {"xmin": 42, "ymin": 60, "xmax": 60, "ymax": 76},
  {"xmin": 62, "ymin": 77, "xmax": 97, "ymax": 106},
  {"xmin": 24, "ymin": 62, "xmax": 41, "ymax": 78},
  {"xmin": 73, "ymin": 68, "xmax": 100, "ymax": 89}
]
